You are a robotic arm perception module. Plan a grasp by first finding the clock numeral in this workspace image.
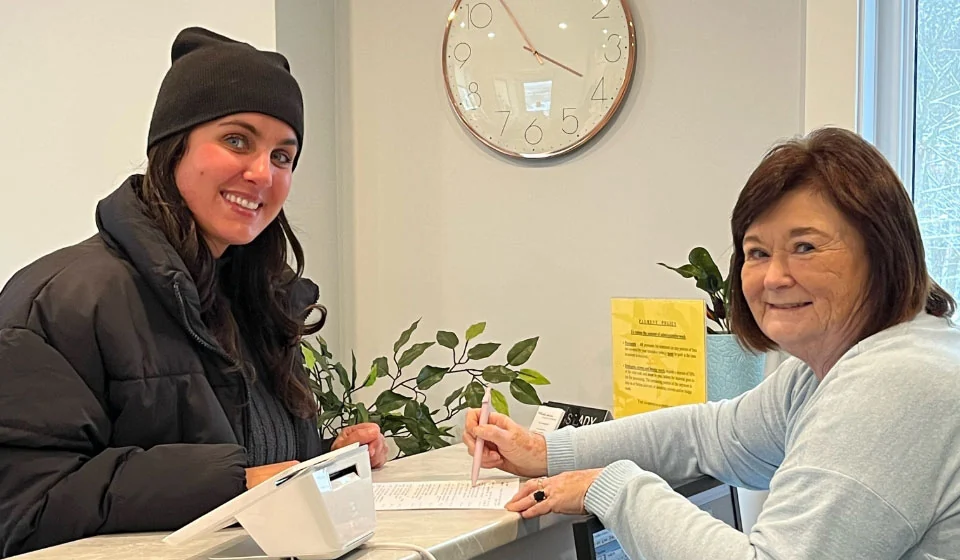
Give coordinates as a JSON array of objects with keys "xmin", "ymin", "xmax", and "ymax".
[
  {"xmin": 463, "ymin": 2, "xmax": 493, "ymax": 29},
  {"xmin": 496, "ymin": 110, "xmax": 511, "ymax": 136},
  {"xmin": 592, "ymin": 1, "xmax": 610, "ymax": 20},
  {"xmin": 591, "ymin": 77, "xmax": 613, "ymax": 103},
  {"xmin": 454, "ymin": 42, "xmax": 472, "ymax": 68},
  {"xmin": 461, "ymin": 81, "xmax": 482, "ymax": 109},
  {"xmin": 524, "ymin": 118, "xmax": 543, "ymax": 145},
  {"xmin": 562, "ymin": 108, "xmax": 579, "ymax": 135},
  {"xmin": 604, "ymin": 34, "xmax": 623, "ymax": 63}
]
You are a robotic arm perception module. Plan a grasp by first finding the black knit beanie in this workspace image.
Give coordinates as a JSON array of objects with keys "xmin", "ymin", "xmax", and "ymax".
[{"xmin": 147, "ymin": 27, "xmax": 304, "ymax": 168}]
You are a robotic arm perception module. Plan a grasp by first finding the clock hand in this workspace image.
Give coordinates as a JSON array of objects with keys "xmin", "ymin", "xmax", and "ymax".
[
  {"xmin": 522, "ymin": 46, "xmax": 583, "ymax": 78},
  {"xmin": 498, "ymin": 0, "xmax": 544, "ymax": 65}
]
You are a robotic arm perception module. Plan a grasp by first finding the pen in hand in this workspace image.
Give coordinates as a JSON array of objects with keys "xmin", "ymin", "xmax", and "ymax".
[{"xmin": 471, "ymin": 386, "xmax": 492, "ymax": 486}]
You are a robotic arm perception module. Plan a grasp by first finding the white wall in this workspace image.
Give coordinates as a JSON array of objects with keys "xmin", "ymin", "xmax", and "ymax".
[
  {"xmin": 275, "ymin": 0, "xmax": 343, "ymax": 355},
  {"xmin": 804, "ymin": 0, "xmax": 860, "ymax": 131},
  {"xmin": 0, "ymin": 1, "xmax": 276, "ymax": 285},
  {"xmin": 335, "ymin": 0, "xmax": 804, "ymax": 427}
]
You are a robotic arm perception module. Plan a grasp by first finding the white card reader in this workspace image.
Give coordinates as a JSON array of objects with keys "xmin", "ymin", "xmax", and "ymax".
[{"xmin": 164, "ymin": 443, "xmax": 375, "ymax": 559}]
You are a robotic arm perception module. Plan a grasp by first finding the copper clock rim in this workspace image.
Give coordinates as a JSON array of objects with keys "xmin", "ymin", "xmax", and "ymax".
[{"xmin": 441, "ymin": 0, "xmax": 638, "ymax": 160}]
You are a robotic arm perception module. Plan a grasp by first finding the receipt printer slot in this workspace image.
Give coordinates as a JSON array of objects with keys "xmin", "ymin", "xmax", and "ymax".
[{"xmin": 329, "ymin": 465, "xmax": 358, "ymax": 483}]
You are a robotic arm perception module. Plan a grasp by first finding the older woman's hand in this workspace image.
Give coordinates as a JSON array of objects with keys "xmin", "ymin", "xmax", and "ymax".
[
  {"xmin": 332, "ymin": 423, "xmax": 389, "ymax": 469},
  {"xmin": 505, "ymin": 469, "xmax": 605, "ymax": 518},
  {"xmin": 463, "ymin": 409, "xmax": 548, "ymax": 478}
]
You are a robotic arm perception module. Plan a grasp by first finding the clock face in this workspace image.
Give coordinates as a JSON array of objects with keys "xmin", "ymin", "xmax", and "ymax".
[{"xmin": 442, "ymin": 0, "xmax": 636, "ymax": 159}]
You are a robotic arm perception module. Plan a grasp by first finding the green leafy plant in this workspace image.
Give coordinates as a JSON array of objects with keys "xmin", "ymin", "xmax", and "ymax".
[
  {"xmin": 300, "ymin": 320, "xmax": 549, "ymax": 458},
  {"xmin": 658, "ymin": 247, "xmax": 730, "ymax": 333}
]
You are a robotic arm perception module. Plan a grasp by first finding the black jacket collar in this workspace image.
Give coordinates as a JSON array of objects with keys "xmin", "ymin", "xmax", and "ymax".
[{"xmin": 94, "ymin": 174, "xmax": 231, "ymax": 362}]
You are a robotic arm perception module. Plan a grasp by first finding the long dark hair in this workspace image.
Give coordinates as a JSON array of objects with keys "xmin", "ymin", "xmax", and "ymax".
[
  {"xmin": 728, "ymin": 127, "xmax": 956, "ymax": 352},
  {"xmin": 138, "ymin": 132, "xmax": 325, "ymax": 418}
]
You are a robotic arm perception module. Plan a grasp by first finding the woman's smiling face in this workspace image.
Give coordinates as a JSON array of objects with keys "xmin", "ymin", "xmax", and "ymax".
[
  {"xmin": 741, "ymin": 187, "xmax": 869, "ymax": 374},
  {"xmin": 173, "ymin": 112, "xmax": 298, "ymax": 257}
]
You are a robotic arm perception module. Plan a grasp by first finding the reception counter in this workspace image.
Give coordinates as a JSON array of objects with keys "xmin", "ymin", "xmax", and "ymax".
[
  {"xmin": 13, "ymin": 444, "xmax": 590, "ymax": 560},
  {"xmin": 13, "ymin": 443, "xmax": 734, "ymax": 560}
]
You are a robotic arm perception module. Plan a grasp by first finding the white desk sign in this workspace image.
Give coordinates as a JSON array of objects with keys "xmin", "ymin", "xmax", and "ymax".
[
  {"xmin": 529, "ymin": 405, "xmax": 566, "ymax": 435},
  {"xmin": 163, "ymin": 443, "xmax": 375, "ymax": 559}
]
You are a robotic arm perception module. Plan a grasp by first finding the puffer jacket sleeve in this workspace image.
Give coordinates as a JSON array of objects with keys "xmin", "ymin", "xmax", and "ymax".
[{"xmin": 0, "ymin": 327, "xmax": 246, "ymax": 558}]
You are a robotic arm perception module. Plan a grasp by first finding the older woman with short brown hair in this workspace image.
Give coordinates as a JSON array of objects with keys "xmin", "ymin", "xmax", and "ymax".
[{"xmin": 464, "ymin": 127, "xmax": 960, "ymax": 559}]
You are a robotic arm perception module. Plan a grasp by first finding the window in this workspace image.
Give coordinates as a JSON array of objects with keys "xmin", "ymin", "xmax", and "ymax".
[
  {"xmin": 914, "ymin": 0, "xmax": 960, "ymax": 298},
  {"xmin": 860, "ymin": 0, "xmax": 960, "ymax": 299}
]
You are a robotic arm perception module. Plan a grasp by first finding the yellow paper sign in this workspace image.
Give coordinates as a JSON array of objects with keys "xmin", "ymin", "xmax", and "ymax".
[{"xmin": 612, "ymin": 298, "xmax": 706, "ymax": 417}]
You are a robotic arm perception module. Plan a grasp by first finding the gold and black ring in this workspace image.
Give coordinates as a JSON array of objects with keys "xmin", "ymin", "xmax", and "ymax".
[{"xmin": 533, "ymin": 477, "xmax": 547, "ymax": 503}]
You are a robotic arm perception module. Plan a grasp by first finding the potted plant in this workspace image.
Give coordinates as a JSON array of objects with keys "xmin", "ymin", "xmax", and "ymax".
[
  {"xmin": 658, "ymin": 247, "xmax": 764, "ymax": 401},
  {"xmin": 301, "ymin": 320, "xmax": 549, "ymax": 458}
]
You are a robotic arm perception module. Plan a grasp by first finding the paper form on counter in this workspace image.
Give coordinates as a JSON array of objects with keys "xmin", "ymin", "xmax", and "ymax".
[{"xmin": 373, "ymin": 478, "xmax": 520, "ymax": 510}]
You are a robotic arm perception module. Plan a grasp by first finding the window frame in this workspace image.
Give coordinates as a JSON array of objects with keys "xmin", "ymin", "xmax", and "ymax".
[{"xmin": 857, "ymin": 0, "xmax": 917, "ymax": 195}]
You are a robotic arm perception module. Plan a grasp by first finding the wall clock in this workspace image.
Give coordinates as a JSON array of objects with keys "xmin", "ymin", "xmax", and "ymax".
[{"xmin": 442, "ymin": 0, "xmax": 637, "ymax": 159}]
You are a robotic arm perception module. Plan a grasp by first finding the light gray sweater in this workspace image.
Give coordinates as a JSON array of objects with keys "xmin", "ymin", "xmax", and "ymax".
[{"xmin": 546, "ymin": 312, "xmax": 960, "ymax": 559}]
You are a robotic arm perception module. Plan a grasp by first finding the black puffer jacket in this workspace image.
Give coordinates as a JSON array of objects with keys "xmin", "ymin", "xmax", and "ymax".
[{"xmin": 0, "ymin": 175, "xmax": 324, "ymax": 557}]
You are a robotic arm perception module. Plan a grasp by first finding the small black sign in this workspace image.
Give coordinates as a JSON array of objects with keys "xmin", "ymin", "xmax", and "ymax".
[{"xmin": 543, "ymin": 401, "xmax": 613, "ymax": 428}]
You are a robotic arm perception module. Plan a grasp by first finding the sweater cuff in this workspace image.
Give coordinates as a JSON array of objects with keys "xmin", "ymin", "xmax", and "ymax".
[
  {"xmin": 584, "ymin": 459, "xmax": 645, "ymax": 519},
  {"xmin": 545, "ymin": 426, "xmax": 577, "ymax": 476}
]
